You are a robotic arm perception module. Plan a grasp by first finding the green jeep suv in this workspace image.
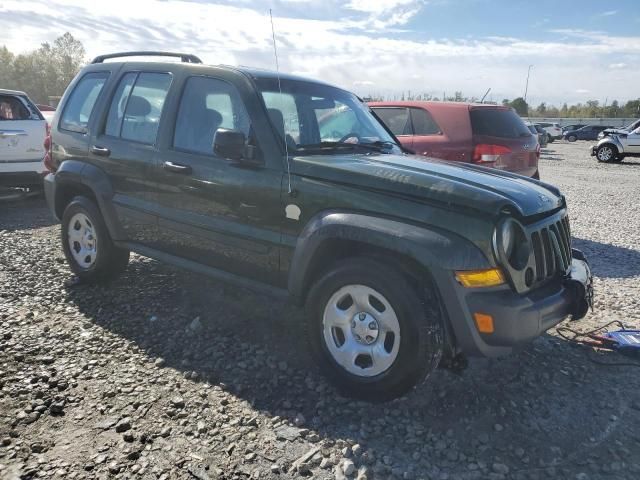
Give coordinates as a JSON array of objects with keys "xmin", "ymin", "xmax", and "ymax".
[{"xmin": 44, "ymin": 52, "xmax": 593, "ymax": 400}]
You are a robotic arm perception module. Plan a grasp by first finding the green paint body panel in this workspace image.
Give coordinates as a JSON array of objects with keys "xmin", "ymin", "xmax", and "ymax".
[{"xmin": 45, "ymin": 59, "xmax": 583, "ymax": 359}]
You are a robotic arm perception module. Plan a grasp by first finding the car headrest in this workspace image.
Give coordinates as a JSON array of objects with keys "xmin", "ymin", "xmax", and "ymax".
[
  {"xmin": 126, "ymin": 95, "xmax": 152, "ymax": 117},
  {"xmin": 267, "ymin": 108, "xmax": 285, "ymax": 137}
]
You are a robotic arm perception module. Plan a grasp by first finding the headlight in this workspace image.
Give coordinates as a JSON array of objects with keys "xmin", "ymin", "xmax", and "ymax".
[
  {"xmin": 500, "ymin": 221, "xmax": 515, "ymax": 259},
  {"xmin": 495, "ymin": 218, "xmax": 530, "ymax": 270}
]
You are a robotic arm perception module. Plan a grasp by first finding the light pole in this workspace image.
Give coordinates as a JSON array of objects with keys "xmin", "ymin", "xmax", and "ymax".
[{"xmin": 523, "ymin": 64, "xmax": 533, "ymax": 103}]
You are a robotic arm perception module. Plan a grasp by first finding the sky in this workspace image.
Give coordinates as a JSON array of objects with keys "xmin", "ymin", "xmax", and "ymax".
[{"xmin": 1, "ymin": 0, "xmax": 639, "ymax": 106}]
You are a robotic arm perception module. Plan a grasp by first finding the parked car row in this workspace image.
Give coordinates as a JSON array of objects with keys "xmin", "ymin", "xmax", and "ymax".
[{"xmin": 39, "ymin": 51, "xmax": 593, "ymax": 399}]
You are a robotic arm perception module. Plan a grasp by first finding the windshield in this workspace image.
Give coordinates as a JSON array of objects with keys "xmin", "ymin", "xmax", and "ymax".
[{"xmin": 256, "ymin": 78, "xmax": 401, "ymax": 155}]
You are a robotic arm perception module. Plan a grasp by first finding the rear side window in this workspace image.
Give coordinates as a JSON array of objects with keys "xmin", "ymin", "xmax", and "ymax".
[
  {"xmin": 470, "ymin": 108, "xmax": 531, "ymax": 138},
  {"xmin": 409, "ymin": 107, "xmax": 440, "ymax": 135},
  {"xmin": 373, "ymin": 107, "xmax": 411, "ymax": 135},
  {"xmin": 59, "ymin": 72, "xmax": 109, "ymax": 133},
  {"xmin": 174, "ymin": 76, "xmax": 251, "ymax": 155},
  {"xmin": 0, "ymin": 95, "xmax": 31, "ymax": 120},
  {"xmin": 105, "ymin": 72, "xmax": 172, "ymax": 145}
]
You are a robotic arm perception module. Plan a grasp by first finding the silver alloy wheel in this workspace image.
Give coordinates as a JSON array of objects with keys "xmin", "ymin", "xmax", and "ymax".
[
  {"xmin": 67, "ymin": 212, "xmax": 98, "ymax": 269},
  {"xmin": 322, "ymin": 284, "xmax": 401, "ymax": 377},
  {"xmin": 597, "ymin": 146, "xmax": 613, "ymax": 162}
]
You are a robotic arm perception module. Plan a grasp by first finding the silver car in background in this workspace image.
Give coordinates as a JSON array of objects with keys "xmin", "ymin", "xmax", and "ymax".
[{"xmin": 0, "ymin": 89, "xmax": 47, "ymax": 188}]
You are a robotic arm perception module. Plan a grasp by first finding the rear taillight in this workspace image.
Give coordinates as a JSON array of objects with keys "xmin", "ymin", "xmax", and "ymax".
[
  {"xmin": 43, "ymin": 126, "xmax": 55, "ymax": 173},
  {"xmin": 472, "ymin": 144, "xmax": 511, "ymax": 165}
]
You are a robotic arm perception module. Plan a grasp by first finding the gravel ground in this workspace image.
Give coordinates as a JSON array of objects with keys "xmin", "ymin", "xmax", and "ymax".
[{"xmin": 1, "ymin": 141, "xmax": 640, "ymax": 480}]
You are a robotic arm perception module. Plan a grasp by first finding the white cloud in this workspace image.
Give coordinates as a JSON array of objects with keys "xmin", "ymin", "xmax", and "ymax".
[
  {"xmin": 576, "ymin": 89, "xmax": 590, "ymax": 94},
  {"xmin": 600, "ymin": 10, "xmax": 618, "ymax": 16},
  {"xmin": 609, "ymin": 62, "xmax": 627, "ymax": 69},
  {"xmin": 345, "ymin": 0, "xmax": 424, "ymax": 28},
  {"xmin": 1, "ymin": 0, "xmax": 638, "ymax": 104}
]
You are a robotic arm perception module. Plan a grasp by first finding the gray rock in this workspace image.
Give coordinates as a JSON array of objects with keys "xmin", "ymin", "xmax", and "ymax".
[
  {"xmin": 343, "ymin": 459, "xmax": 356, "ymax": 476},
  {"xmin": 115, "ymin": 417, "xmax": 132, "ymax": 432}
]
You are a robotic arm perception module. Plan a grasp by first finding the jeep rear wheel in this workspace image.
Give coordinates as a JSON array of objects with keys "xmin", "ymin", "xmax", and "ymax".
[
  {"xmin": 61, "ymin": 196, "xmax": 129, "ymax": 283},
  {"xmin": 567, "ymin": 135, "xmax": 577, "ymax": 142},
  {"xmin": 596, "ymin": 144, "xmax": 618, "ymax": 163},
  {"xmin": 306, "ymin": 258, "xmax": 443, "ymax": 401}
]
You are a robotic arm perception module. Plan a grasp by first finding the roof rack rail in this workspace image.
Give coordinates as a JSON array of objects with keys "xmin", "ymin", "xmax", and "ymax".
[{"xmin": 91, "ymin": 51, "xmax": 202, "ymax": 64}]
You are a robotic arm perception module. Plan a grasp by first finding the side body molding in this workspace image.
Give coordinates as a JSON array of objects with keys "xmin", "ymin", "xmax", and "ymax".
[
  {"xmin": 52, "ymin": 160, "xmax": 125, "ymax": 240},
  {"xmin": 288, "ymin": 211, "xmax": 492, "ymax": 298}
]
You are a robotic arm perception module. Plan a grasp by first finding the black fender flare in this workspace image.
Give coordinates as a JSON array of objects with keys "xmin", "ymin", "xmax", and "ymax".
[
  {"xmin": 288, "ymin": 210, "xmax": 492, "ymax": 299},
  {"xmin": 52, "ymin": 160, "xmax": 124, "ymax": 240}
]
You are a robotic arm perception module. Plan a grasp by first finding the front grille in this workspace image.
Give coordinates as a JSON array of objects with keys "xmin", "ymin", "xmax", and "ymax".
[{"xmin": 529, "ymin": 214, "xmax": 572, "ymax": 282}]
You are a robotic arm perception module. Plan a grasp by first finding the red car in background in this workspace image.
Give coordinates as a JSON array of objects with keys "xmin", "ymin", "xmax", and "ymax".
[{"xmin": 369, "ymin": 101, "xmax": 540, "ymax": 178}]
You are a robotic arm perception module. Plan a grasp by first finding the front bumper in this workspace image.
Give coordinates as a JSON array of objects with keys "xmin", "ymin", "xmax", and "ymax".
[{"xmin": 437, "ymin": 250, "xmax": 593, "ymax": 357}]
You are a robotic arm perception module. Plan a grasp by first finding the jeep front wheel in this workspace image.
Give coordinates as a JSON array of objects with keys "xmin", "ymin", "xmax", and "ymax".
[
  {"xmin": 61, "ymin": 196, "xmax": 130, "ymax": 283},
  {"xmin": 306, "ymin": 258, "xmax": 443, "ymax": 401}
]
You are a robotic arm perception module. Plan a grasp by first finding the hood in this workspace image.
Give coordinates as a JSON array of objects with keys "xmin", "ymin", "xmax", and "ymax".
[{"xmin": 291, "ymin": 153, "xmax": 564, "ymax": 218}]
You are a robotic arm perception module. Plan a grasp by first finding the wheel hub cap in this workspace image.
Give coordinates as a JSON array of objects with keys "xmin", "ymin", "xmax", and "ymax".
[
  {"xmin": 351, "ymin": 312, "xmax": 379, "ymax": 345},
  {"xmin": 67, "ymin": 212, "xmax": 98, "ymax": 269},
  {"xmin": 322, "ymin": 284, "xmax": 401, "ymax": 377}
]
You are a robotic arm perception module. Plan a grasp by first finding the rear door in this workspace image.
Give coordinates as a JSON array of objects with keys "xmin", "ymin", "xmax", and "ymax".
[
  {"xmin": 407, "ymin": 106, "xmax": 458, "ymax": 160},
  {"xmin": 89, "ymin": 69, "xmax": 173, "ymax": 244},
  {"xmin": 469, "ymin": 106, "xmax": 538, "ymax": 177},
  {"xmin": 0, "ymin": 93, "xmax": 46, "ymax": 168},
  {"xmin": 370, "ymin": 107, "xmax": 413, "ymax": 150}
]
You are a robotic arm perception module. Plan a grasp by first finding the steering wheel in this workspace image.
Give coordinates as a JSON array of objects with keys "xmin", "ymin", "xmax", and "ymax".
[{"xmin": 338, "ymin": 132, "xmax": 361, "ymax": 143}]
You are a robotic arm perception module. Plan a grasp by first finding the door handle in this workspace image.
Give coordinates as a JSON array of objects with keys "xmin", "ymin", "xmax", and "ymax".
[
  {"xmin": 90, "ymin": 145, "xmax": 111, "ymax": 156},
  {"xmin": 0, "ymin": 130, "xmax": 27, "ymax": 138},
  {"xmin": 163, "ymin": 161, "xmax": 192, "ymax": 174}
]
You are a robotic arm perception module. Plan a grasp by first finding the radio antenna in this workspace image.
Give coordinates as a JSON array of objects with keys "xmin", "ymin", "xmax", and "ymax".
[{"xmin": 269, "ymin": 9, "xmax": 292, "ymax": 194}]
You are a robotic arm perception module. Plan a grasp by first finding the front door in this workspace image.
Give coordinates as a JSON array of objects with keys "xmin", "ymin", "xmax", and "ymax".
[
  {"xmin": 625, "ymin": 128, "xmax": 640, "ymax": 154},
  {"xmin": 149, "ymin": 75, "xmax": 283, "ymax": 285}
]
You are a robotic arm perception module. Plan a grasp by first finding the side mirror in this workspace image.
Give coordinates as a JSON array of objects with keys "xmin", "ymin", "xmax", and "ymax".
[{"xmin": 213, "ymin": 128, "xmax": 246, "ymax": 161}]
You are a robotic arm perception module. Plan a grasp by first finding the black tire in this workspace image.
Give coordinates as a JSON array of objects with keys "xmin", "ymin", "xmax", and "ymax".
[
  {"xmin": 61, "ymin": 196, "xmax": 129, "ymax": 283},
  {"xmin": 306, "ymin": 257, "xmax": 443, "ymax": 401},
  {"xmin": 567, "ymin": 135, "xmax": 577, "ymax": 142},
  {"xmin": 547, "ymin": 136, "xmax": 554, "ymax": 143},
  {"xmin": 595, "ymin": 144, "xmax": 618, "ymax": 163}
]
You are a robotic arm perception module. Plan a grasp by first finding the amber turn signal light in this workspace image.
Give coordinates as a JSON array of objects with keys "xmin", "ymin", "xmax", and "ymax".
[
  {"xmin": 473, "ymin": 313, "xmax": 494, "ymax": 334},
  {"xmin": 455, "ymin": 268, "xmax": 505, "ymax": 288}
]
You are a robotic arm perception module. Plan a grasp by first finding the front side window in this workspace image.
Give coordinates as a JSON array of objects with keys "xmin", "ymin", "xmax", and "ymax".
[
  {"xmin": 371, "ymin": 107, "xmax": 411, "ymax": 136},
  {"xmin": 59, "ymin": 72, "xmax": 109, "ymax": 133},
  {"xmin": 105, "ymin": 72, "xmax": 172, "ymax": 145},
  {"xmin": 174, "ymin": 76, "xmax": 251, "ymax": 155},
  {"xmin": 258, "ymin": 78, "xmax": 400, "ymax": 155},
  {"xmin": 105, "ymin": 72, "xmax": 137, "ymax": 137}
]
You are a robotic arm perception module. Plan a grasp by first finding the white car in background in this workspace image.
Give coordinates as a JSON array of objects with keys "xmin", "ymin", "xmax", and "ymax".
[
  {"xmin": 0, "ymin": 89, "xmax": 47, "ymax": 188},
  {"xmin": 536, "ymin": 122, "xmax": 563, "ymax": 142}
]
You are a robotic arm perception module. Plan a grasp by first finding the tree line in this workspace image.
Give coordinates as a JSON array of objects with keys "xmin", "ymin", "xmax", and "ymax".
[
  {"xmin": 2, "ymin": 33, "xmax": 639, "ymax": 119},
  {"xmin": 0, "ymin": 33, "xmax": 86, "ymax": 105}
]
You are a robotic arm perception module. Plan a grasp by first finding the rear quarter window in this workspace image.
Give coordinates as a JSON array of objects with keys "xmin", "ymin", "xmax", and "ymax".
[
  {"xmin": 59, "ymin": 72, "xmax": 110, "ymax": 133},
  {"xmin": 470, "ymin": 108, "xmax": 531, "ymax": 138}
]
